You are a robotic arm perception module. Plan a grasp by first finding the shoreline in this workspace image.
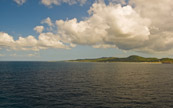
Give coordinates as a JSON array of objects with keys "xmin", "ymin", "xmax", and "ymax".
[{"xmin": 67, "ymin": 61, "xmax": 165, "ymax": 64}]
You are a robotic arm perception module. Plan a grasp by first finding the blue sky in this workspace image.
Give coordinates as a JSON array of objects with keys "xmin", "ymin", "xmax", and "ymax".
[
  {"xmin": 0, "ymin": 0, "xmax": 90, "ymax": 38},
  {"xmin": 0, "ymin": 0, "xmax": 173, "ymax": 61}
]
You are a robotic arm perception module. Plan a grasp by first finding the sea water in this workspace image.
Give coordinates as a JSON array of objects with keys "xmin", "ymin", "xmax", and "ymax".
[{"xmin": 0, "ymin": 62, "xmax": 172, "ymax": 108}]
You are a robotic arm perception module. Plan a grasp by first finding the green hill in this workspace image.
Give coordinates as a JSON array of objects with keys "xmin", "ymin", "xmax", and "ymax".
[{"xmin": 69, "ymin": 55, "xmax": 173, "ymax": 64}]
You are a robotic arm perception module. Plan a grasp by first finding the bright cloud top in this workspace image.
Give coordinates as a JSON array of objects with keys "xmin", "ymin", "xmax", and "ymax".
[{"xmin": 56, "ymin": 2, "xmax": 151, "ymax": 50}]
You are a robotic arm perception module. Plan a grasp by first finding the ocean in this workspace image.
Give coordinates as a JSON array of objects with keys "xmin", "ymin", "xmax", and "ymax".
[{"xmin": 0, "ymin": 62, "xmax": 172, "ymax": 108}]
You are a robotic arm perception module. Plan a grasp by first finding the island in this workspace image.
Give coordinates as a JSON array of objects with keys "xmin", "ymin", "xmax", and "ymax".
[{"xmin": 69, "ymin": 55, "xmax": 173, "ymax": 64}]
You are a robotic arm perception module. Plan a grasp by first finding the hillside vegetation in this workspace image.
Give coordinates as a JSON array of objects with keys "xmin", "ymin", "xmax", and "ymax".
[{"xmin": 69, "ymin": 55, "xmax": 173, "ymax": 64}]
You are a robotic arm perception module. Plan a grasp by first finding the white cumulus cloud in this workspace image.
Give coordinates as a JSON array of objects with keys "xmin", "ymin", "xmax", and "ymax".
[
  {"xmin": 41, "ymin": 17, "xmax": 54, "ymax": 27},
  {"xmin": 54, "ymin": 0, "xmax": 173, "ymax": 53},
  {"xmin": 0, "ymin": 32, "xmax": 15, "ymax": 47},
  {"xmin": 0, "ymin": 32, "xmax": 69, "ymax": 51},
  {"xmin": 34, "ymin": 26, "xmax": 44, "ymax": 33},
  {"xmin": 128, "ymin": 0, "xmax": 173, "ymax": 52},
  {"xmin": 3, "ymin": 0, "xmax": 173, "ymax": 54},
  {"xmin": 56, "ymin": 1, "xmax": 151, "ymax": 50}
]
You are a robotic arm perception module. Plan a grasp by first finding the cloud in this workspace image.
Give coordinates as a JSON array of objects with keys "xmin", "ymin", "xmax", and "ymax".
[
  {"xmin": 13, "ymin": 0, "xmax": 87, "ymax": 6},
  {"xmin": 130, "ymin": 0, "xmax": 173, "ymax": 30},
  {"xmin": 34, "ymin": 26, "xmax": 44, "ymax": 33},
  {"xmin": 108, "ymin": 0, "xmax": 128, "ymax": 5},
  {"xmin": 14, "ymin": 0, "xmax": 27, "ymax": 5},
  {"xmin": 55, "ymin": 1, "xmax": 173, "ymax": 53},
  {"xmin": 38, "ymin": 32, "xmax": 69, "ymax": 49},
  {"xmin": 10, "ymin": 54, "xmax": 17, "ymax": 57},
  {"xmin": 2, "ymin": 0, "xmax": 173, "ymax": 54},
  {"xmin": 0, "ymin": 54, "xmax": 5, "ymax": 56},
  {"xmin": 41, "ymin": 17, "xmax": 54, "ymax": 27},
  {"xmin": 0, "ymin": 32, "xmax": 15, "ymax": 47},
  {"xmin": 93, "ymin": 44, "xmax": 117, "ymax": 48},
  {"xmin": 0, "ymin": 32, "xmax": 69, "ymax": 51},
  {"xmin": 127, "ymin": 0, "xmax": 173, "ymax": 52},
  {"xmin": 27, "ymin": 53, "xmax": 39, "ymax": 57},
  {"xmin": 56, "ymin": 1, "xmax": 151, "ymax": 50},
  {"xmin": 40, "ymin": 0, "xmax": 87, "ymax": 6}
]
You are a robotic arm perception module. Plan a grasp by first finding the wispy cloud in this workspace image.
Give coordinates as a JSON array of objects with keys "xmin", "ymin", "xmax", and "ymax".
[
  {"xmin": 10, "ymin": 53, "xmax": 17, "ymax": 57},
  {"xmin": 13, "ymin": 0, "xmax": 27, "ymax": 5},
  {"xmin": 0, "ymin": 54, "xmax": 5, "ymax": 56},
  {"xmin": 40, "ymin": 0, "xmax": 87, "ymax": 7},
  {"xmin": 13, "ymin": 0, "xmax": 88, "ymax": 6},
  {"xmin": 27, "ymin": 53, "xmax": 39, "ymax": 57}
]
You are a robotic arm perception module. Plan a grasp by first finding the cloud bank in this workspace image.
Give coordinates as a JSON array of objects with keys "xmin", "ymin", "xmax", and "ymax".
[
  {"xmin": 4, "ymin": 0, "xmax": 173, "ymax": 54},
  {"xmin": 0, "ymin": 32, "xmax": 69, "ymax": 51}
]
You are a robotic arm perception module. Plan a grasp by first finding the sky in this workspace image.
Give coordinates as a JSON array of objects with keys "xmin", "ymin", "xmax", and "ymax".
[{"xmin": 0, "ymin": 0, "xmax": 173, "ymax": 61}]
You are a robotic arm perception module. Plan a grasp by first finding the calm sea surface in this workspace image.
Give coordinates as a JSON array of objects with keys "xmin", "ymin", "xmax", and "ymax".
[{"xmin": 0, "ymin": 62, "xmax": 172, "ymax": 108}]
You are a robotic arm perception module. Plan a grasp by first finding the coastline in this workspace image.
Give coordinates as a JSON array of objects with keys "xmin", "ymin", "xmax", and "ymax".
[
  {"xmin": 68, "ymin": 55, "xmax": 173, "ymax": 64},
  {"xmin": 67, "ymin": 61, "xmax": 164, "ymax": 64}
]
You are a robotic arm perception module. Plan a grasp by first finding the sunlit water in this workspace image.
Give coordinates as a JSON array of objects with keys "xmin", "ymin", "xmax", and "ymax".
[{"xmin": 0, "ymin": 62, "xmax": 172, "ymax": 108}]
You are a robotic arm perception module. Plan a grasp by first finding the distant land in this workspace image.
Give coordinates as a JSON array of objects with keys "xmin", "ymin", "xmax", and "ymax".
[{"xmin": 69, "ymin": 55, "xmax": 173, "ymax": 64}]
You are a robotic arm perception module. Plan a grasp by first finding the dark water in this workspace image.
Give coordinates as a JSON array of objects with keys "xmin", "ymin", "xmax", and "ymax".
[{"xmin": 0, "ymin": 62, "xmax": 172, "ymax": 108}]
